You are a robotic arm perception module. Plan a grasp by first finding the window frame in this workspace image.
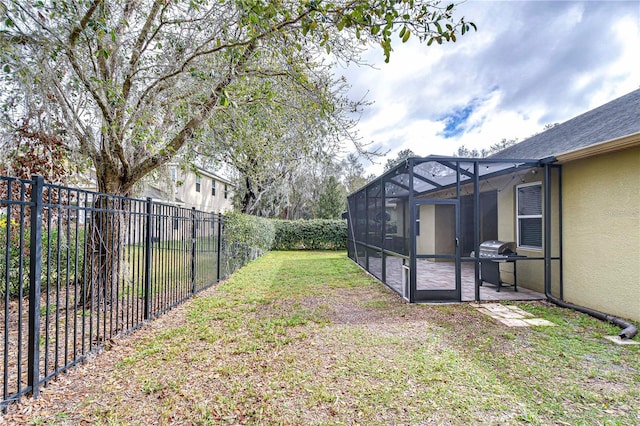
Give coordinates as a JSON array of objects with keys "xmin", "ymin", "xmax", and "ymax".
[
  {"xmin": 515, "ymin": 181, "xmax": 542, "ymax": 250},
  {"xmin": 195, "ymin": 175, "xmax": 201, "ymax": 192},
  {"xmin": 212, "ymin": 179, "xmax": 216, "ymax": 196}
]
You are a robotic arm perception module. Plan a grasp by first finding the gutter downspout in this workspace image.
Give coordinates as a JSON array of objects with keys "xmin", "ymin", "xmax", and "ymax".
[
  {"xmin": 545, "ymin": 294, "xmax": 637, "ymax": 340},
  {"xmin": 542, "ymin": 160, "xmax": 638, "ymax": 340}
]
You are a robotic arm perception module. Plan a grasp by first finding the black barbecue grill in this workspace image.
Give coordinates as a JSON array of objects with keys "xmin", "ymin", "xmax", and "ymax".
[{"xmin": 477, "ymin": 240, "xmax": 526, "ymax": 291}]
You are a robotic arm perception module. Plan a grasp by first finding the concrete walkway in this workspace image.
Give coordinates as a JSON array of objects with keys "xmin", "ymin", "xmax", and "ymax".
[{"xmin": 471, "ymin": 303, "xmax": 556, "ymax": 327}]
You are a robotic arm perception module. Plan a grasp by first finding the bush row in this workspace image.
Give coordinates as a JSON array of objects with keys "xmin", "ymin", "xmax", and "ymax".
[
  {"xmin": 272, "ymin": 219, "xmax": 347, "ymax": 250},
  {"xmin": 221, "ymin": 214, "xmax": 348, "ymax": 257},
  {"xmin": 221, "ymin": 212, "xmax": 276, "ymax": 273}
]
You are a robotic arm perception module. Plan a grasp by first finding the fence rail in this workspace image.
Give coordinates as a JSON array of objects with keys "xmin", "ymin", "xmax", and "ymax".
[{"xmin": 1, "ymin": 174, "xmax": 242, "ymax": 411}]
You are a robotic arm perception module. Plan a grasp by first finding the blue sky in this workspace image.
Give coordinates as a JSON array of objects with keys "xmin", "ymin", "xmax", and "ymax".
[{"xmin": 339, "ymin": 0, "xmax": 640, "ymax": 175}]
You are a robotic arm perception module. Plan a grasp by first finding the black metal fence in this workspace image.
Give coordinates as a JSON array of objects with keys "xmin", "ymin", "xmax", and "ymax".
[{"xmin": 1, "ymin": 174, "xmax": 242, "ymax": 411}]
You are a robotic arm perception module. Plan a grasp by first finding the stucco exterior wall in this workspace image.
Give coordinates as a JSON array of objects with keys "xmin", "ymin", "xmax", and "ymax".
[
  {"xmin": 561, "ymin": 146, "xmax": 640, "ymax": 322},
  {"xmin": 417, "ymin": 204, "xmax": 435, "ymax": 254},
  {"xmin": 414, "ymin": 165, "xmax": 562, "ymax": 293},
  {"xmin": 176, "ymin": 170, "xmax": 233, "ymax": 213},
  {"xmin": 494, "ymin": 169, "xmax": 561, "ymax": 294},
  {"xmin": 416, "ymin": 204, "xmax": 456, "ymax": 261}
]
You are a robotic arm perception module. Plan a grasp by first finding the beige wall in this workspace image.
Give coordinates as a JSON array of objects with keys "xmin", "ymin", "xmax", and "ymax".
[
  {"xmin": 416, "ymin": 167, "xmax": 561, "ymax": 292},
  {"xmin": 561, "ymin": 146, "xmax": 640, "ymax": 322},
  {"xmin": 177, "ymin": 171, "xmax": 233, "ymax": 213},
  {"xmin": 495, "ymin": 169, "xmax": 561, "ymax": 293},
  {"xmin": 416, "ymin": 203, "xmax": 455, "ymax": 260},
  {"xmin": 417, "ymin": 204, "xmax": 435, "ymax": 254}
]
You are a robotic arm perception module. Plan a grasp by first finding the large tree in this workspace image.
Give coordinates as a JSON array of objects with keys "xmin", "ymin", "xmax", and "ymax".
[
  {"xmin": 1, "ymin": 0, "xmax": 474, "ymax": 196},
  {"xmin": 383, "ymin": 148, "xmax": 416, "ymax": 172},
  {"xmin": 197, "ymin": 52, "xmax": 351, "ymax": 215},
  {"xmin": 316, "ymin": 175, "xmax": 346, "ymax": 219},
  {"xmin": 342, "ymin": 152, "xmax": 368, "ymax": 193},
  {"xmin": 0, "ymin": 0, "xmax": 474, "ymax": 303}
]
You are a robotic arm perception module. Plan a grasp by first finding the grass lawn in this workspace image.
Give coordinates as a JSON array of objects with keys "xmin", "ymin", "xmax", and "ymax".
[{"xmin": 5, "ymin": 251, "xmax": 639, "ymax": 425}]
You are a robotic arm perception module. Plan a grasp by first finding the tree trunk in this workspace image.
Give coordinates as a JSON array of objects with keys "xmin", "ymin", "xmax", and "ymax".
[{"xmin": 83, "ymin": 169, "xmax": 133, "ymax": 308}]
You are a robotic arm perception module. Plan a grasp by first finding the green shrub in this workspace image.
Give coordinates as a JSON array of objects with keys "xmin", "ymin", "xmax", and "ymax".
[
  {"xmin": 272, "ymin": 219, "xmax": 347, "ymax": 250},
  {"xmin": 1, "ymin": 213, "xmax": 86, "ymax": 299},
  {"xmin": 0, "ymin": 214, "xmax": 28, "ymax": 298},
  {"xmin": 222, "ymin": 212, "xmax": 276, "ymax": 274},
  {"xmin": 42, "ymin": 226, "xmax": 86, "ymax": 289}
]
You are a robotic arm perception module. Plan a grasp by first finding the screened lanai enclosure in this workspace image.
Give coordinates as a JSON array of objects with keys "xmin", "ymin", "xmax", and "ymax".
[{"xmin": 346, "ymin": 156, "xmax": 563, "ymax": 303}]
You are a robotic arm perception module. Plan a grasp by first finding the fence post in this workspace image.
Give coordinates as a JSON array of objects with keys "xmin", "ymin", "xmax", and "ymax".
[
  {"xmin": 191, "ymin": 208, "xmax": 196, "ymax": 294},
  {"xmin": 143, "ymin": 198, "xmax": 153, "ymax": 320},
  {"xmin": 217, "ymin": 213, "xmax": 223, "ymax": 281},
  {"xmin": 27, "ymin": 174, "xmax": 44, "ymax": 397}
]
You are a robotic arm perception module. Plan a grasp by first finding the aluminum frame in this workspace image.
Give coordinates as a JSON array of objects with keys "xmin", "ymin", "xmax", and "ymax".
[{"xmin": 346, "ymin": 155, "xmax": 563, "ymax": 303}]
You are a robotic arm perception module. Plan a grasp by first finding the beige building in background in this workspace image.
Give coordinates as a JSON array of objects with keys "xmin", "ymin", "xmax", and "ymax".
[
  {"xmin": 67, "ymin": 164, "xmax": 234, "ymax": 213},
  {"xmin": 167, "ymin": 165, "xmax": 234, "ymax": 213}
]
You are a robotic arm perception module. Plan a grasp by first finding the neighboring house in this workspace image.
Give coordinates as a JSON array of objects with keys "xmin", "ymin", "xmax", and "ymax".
[
  {"xmin": 66, "ymin": 164, "xmax": 234, "ymax": 213},
  {"xmin": 166, "ymin": 165, "xmax": 234, "ymax": 213},
  {"xmin": 346, "ymin": 88, "xmax": 639, "ymax": 323}
]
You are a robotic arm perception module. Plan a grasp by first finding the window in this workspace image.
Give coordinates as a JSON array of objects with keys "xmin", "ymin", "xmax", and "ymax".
[
  {"xmin": 212, "ymin": 179, "xmax": 216, "ymax": 196},
  {"xmin": 224, "ymin": 184, "xmax": 228, "ymax": 199},
  {"xmin": 170, "ymin": 166, "xmax": 177, "ymax": 183},
  {"xmin": 516, "ymin": 182, "xmax": 542, "ymax": 249},
  {"xmin": 195, "ymin": 176, "xmax": 201, "ymax": 192}
]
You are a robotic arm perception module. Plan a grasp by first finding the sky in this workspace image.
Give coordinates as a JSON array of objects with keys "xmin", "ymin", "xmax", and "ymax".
[{"xmin": 338, "ymin": 0, "xmax": 640, "ymax": 176}]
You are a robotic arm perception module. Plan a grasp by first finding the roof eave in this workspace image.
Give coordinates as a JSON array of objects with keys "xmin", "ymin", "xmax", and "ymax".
[{"xmin": 554, "ymin": 132, "xmax": 640, "ymax": 164}]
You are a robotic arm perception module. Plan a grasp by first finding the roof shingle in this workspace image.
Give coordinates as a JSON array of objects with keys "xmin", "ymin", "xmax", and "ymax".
[{"xmin": 490, "ymin": 88, "xmax": 640, "ymax": 160}]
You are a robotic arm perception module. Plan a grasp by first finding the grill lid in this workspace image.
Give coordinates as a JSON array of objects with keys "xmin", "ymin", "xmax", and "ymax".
[{"xmin": 479, "ymin": 240, "xmax": 516, "ymax": 258}]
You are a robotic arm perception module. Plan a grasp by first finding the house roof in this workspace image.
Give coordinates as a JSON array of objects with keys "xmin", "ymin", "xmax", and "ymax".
[
  {"xmin": 491, "ymin": 88, "xmax": 640, "ymax": 160},
  {"xmin": 194, "ymin": 166, "xmax": 234, "ymax": 186}
]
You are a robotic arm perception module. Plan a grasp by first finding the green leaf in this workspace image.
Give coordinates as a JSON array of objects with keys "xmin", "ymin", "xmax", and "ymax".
[
  {"xmin": 402, "ymin": 29, "xmax": 410, "ymax": 43},
  {"xmin": 3, "ymin": 64, "xmax": 10, "ymax": 73},
  {"xmin": 96, "ymin": 48, "xmax": 110, "ymax": 59},
  {"xmin": 219, "ymin": 89, "xmax": 229, "ymax": 107}
]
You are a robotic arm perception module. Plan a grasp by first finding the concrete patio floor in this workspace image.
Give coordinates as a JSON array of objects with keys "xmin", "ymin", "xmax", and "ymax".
[{"xmin": 367, "ymin": 257, "xmax": 545, "ymax": 302}]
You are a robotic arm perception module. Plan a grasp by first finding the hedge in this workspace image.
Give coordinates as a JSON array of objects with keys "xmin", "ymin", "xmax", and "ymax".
[
  {"xmin": 219, "ymin": 216, "xmax": 347, "ymax": 273},
  {"xmin": 221, "ymin": 212, "xmax": 276, "ymax": 273},
  {"xmin": 272, "ymin": 219, "xmax": 347, "ymax": 250}
]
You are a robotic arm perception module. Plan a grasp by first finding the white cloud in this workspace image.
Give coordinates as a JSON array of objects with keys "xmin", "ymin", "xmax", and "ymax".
[{"xmin": 336, "ymin": 0, "xmax": 640, "ymax": 176}]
